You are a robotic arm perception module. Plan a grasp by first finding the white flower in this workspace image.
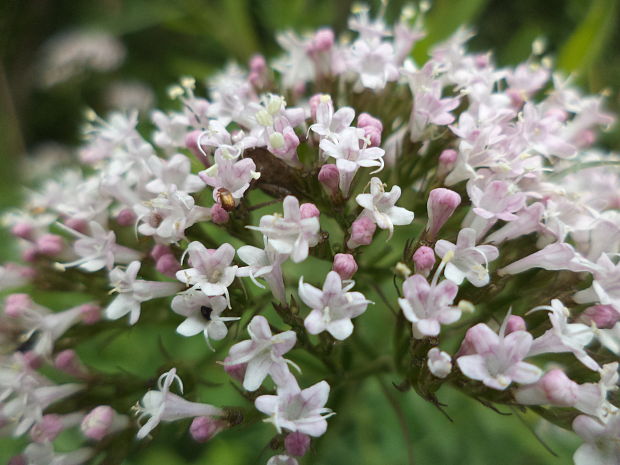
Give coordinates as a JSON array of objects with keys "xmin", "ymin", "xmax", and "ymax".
[
  {"xmin": 247, "ymin": 196, "xmax": 320, "ymax": 263},
  {"xmin": 255, "ymin": 378, "xmax": 334, "ymax": 437},
  {"xmin": 225, "ymin": 316, "xmax": 297, "ymax": 391},
  {"xmin": 435, "ymin": 228, "xmax": 499, "ymax": 287},
  {"xmin": 175, "ymin": 242, "xmax": 238, "ymax": 307},
  {"xmin": 298, "ymin": 271, "xmax": 370, "ymax": 341},
  {"xmin": 135, "ymin": 368, "xmax": 223, "ymax": 439},
  {"xmin": 106, "ymin": 261, "xmax": 183, "ymax": 325},
  {"xmin": 237, "ymin": 239, "xmax": 288, "ymax": 302},
  {"xmin": 171, "ymin": 292, "xmax": 238, "ymax": 348},
  {"xmin": 355, "ymin": 177, "xmax": 414, "ymax": 239}
]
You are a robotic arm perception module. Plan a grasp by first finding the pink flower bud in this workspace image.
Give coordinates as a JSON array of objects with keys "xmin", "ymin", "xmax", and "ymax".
[
  {"xmin": 189, "ymin": 416, "xmax": 225, "ymax": 443},
  {"xmin": 4, "ymin": 293, "xmax": 32, "ymax": 318},
  {"xmin": 185, "ymin": 130, "xmax": 210, "ymax": 167},
  {"xmin": 300, "ymin": 203, "xmax": 320, "ymax": 219},
  {"xmin": 249, "ymin": 54, "xmax": 267, "ymax": 74},
  {"xmin": 22, "ymin": 247, "xmax": 38, "ymax": 262},
  {"xmin": 116, "ymin": 208, "xmax": 137, "ymax": 226},
  {"xmin": 11, "ymin": 222, "xmax": 33, "ymax": 240},
  {"xmin": 426, "ymin": 188, "xmax": 461, "ymax": 238},
  {"xmin": 22, "ymin": 351, "xmax": 43, "ymax": 369},
  {"xmin": 285, "ymin": 432, "xmax": 311, "ymax": 457},
  {"xmin": 64, "ymin": 217, "xmax": 88, "ymax": 233},
  {"xmin": 309, "ymin": 94, "xmax": 323, "ymax": 121},
  {"xmin": 30, "ymin": 414, "xmax": 63, "ymax": 443},
  {"xmin": 223, "ymin": 356, "xmax": 246, "ymax": 382},
  {"xmin": 8, "ymin": 455, "xmax": 26, "ymax": 465},
  {"xmin": 150, "ymin": 244, "xmax": 172, "ymax": 261},
  {"xmin": 36, "ymin": 234, "xmax": 64, "ymax": 256},
  {"xmin": 358, "ymin": 113, "xmax": 383, "ymax": 132},
  {"xmin": 332, "ymin": 253, "xmax": 358, "ymax": 280},
  {"xmin": 211, "ymin": 203, "xmax": 230, "ymax": 224},
  {"xmin": 347, "ymin": 217, "xmax": 376, "ymax": 248},
  {"xmin": 439, "ymin": 149, "xmax": 457, "ymax": 168},
  {"xmin": 412, "ymin": 246, "xmax": 435, "ymax": 277},
  {"xmin": 81, "ymin": 406, "xmax": 114, "ymax": 441},
  {"xmin": 540, "ymin": 369, "xmax": 579, "ymax": 406},
  {"xmin": 156, "ymin": 254, "xmax": 181, "ymax": 278},
  {"xmin": 54, "ymin": 349, "xmax": 87, "ymax": 377},
  {"xmin": 79, "ymin": 304, "xmax": 102, "ymax": 325},
  {"xmin": 310, "ymin": 28, "xmax": 334, "ymax": 53},
  {"xmin": 580, "ymin": 305, "xmax": 620, "ymax": 329},
  {"xmin": 318, "ymin": 164, "xmax": 339, "ymax": 195},
  {"xmin": 505, "ymin": 315, "xmax": 526, "ymax": 334}
]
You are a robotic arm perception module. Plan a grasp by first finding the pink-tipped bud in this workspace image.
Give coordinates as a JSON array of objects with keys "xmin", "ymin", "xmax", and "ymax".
[
  {"xmin": 190, "ymin": 416, "xmax": 225, "ymax": 443},
  {"xmin": 540, "ymin": 369, "xmax": 579, "ymax": 406},
  {"xmin": 30, "ymin": 414, "xmax": 63, "ymax": 443},
  {"xmin": 36, "ymin": 234, "xmax": 64, "ymax": 256},
  {"xmin": 580, "ymin": 305, "xmax": 620, "ymax": 329},
  {"xmin": 412, "ymin": 246, "xmax": 435, "ymax": 277},
  {"xmin": 309, "ymin": 94, "xmax": 323, "ymax": 121},
  {"xmin": 81, "ymin": 406, "xmax": 114, "ymax": 441},
  {"xmin": 79, "ymin": 304, "xmax": 102, "ymax": 325},
  {"xmin": 224, "ymin": 357, "xmax": 246, "ymax": 382},
  {"xmin": 211, "ymin": 203, "xmax": 230, "ymax": 225},
  {"xmin": 22, "ymin": 351, "xmax": 43, "ymax": 369},
  {"xmin": 347, "ymin": 217, "xmax": 376, "ymax": 248},
  {"xmin": 249, "ymin": 54, "xmax": 267, "ymax": 74},
  {"xmin": 505, "ymin": 315, "xmax": 526, "ymax": 334},
  {"xmin": 11, "ymin": 222, "xmax": 33, "ymax": 240},
  {"xmin": 4, "ymin": 293, "xmax": 32, "ymax": 318},
  {"xmin": 185, "ymin": 130, "xmax": 210, "ymax": 167},
  {"xmin": 64, "ymin": 217, "xmax": 88, "ymax": 233},
  {"xmin": 332, "ymin": 253, "xmax": 358, "ymax": 280},
  {"xmin": 150, "ymin": 244, "xmax": 172, "ymax": 261},
  {"xmin": 54, "ymin": 349, "xmax": 87, "ymax": 377},
  {"xmin": 310, "ymin": 28, "xmax": 334, "ymax": 53},
  {"xmin": 318, "ymin": 164, "xmax": 339, "ymax": 196},
  {"xmin": 358, "ymin": 113, "xmax": 383, "ymax": 147},
  {"xmin": 439, "ymin": 149, "xmax": 457, "ymax": 171},
  {"xmin": 285, "ymin": 432, "xmax": 311, "ymax": 457},
  {"xmin": 116, "ymin": 208, "xmax": 137, "ymax": 227},
  {"xmin": 22, "ymin": 247, "xmax": 38, "ymax": 262},
  {"xmin": 300, "ymin": 203, "xmax": 320, "ymax": 219},
  {"xmin": 8, "ymin": 455, "xmax": 26, "ymax": 465},
  {"xmin": 156, "ymin": 254, "xmax": 181, "ymax": 278},
  {"xmin": 426, "ymin": 188, "xmax": 461, "ymax": 238}
]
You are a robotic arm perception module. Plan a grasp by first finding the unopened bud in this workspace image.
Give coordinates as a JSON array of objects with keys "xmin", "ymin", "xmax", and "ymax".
[
  {"xmin": 156, "ymin": 254, "xmax": 181, "ymax": 278},
  {"xmin": 412, "ymin": 246, "xmax": 435, "ymax": 277},
  {"xmin": 79, "ymin": 304, "xmax": 102, "ymax": 325},
  {"xmin": 211, "ymin": 203, "xmax": 230, "ymax": 225},
  {"xmin": 4, "ymin": 293, "xmax": 32, "ymax": 318},
  {"xmin": 580, "ymin": 305, "xmax": 620, "ymax": 329},
  {"xmin": 300, "ymin": 203, "xmax": 320, "ymax": 219},
  {"xmin": 30, "ymin": 415, "xmax": 63, "ymax": 443},
  {"xmin": 190, "ymin": 416, "xmax": 225, "ymax": 443},
  {"xmin": 332, "ymin": 253, "xmax": 358, "ymax": 280},
  {"xmin": 54, "ymin": 349, "xmax": 87, "ymax": 377},
  {"xmin": 81, "ymin": 406, "xmax": 114, "ymax": 441},
  {"xmin": 318, "ymin": 164, "xmax": 340, "ymax": 196},
  {"xmin": 36, "ymin": 234, "xmax": 64, "ymax": 256},
  {"xmin": 426, "ymin": 188, "xmax": 461, "ymax": 239},
  {"xmin": 347, "ymin": 217, "xmax": 376, "ymax": 248},
  {"xmin": 11, "ymin": 222, "xmax": 33, "ymax": 240},
  {"xmin": 116, "ymin": 208, "xmax": 137, "ymax": 226},
  {"xmin": 285, "ymin": 432, "xmax": 311, "ymax": 457},
  {"xmin": 505, "ymin": 315, "xmax": 526, "ymax": 334}
]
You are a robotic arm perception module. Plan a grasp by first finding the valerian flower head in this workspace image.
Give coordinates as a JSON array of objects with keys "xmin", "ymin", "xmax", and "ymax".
[{"xmin": 298, "ymin": 271, "xmax": 370, "ymax": 341}]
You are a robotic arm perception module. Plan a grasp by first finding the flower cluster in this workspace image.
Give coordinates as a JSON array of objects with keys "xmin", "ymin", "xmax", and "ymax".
[{"xmin": 1, "ymin": 4, "xmax": 619, "ymax": 464}]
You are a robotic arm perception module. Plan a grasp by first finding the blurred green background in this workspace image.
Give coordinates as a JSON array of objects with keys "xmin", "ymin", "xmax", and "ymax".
[{"xmin": 1, "ymin": 0, "xmax": 619, "ymax": 463}]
